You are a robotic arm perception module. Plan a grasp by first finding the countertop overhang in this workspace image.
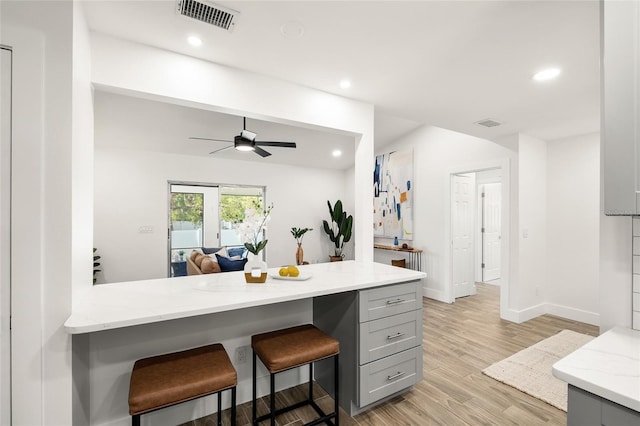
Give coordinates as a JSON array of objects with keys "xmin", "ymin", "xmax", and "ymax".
[
  {"xmin": 552, "ymin": 326, "xmax": 640, "ymax": 412},
  {"xmin": 65, "ymin": 260, "xmax": 426, "ymax": 334}
]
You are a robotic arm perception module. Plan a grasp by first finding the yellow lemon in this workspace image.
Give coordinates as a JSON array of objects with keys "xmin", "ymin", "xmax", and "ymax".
[
  {"xmin": 278, "ymin": 267, "xmax": 289, "ymax": 277},
  {"xmin": 287, "ymin": 265, "xmax": 300, "ymax": 277}
]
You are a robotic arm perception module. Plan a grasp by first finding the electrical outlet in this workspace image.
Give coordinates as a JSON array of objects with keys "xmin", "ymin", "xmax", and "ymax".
[{"xmin": 236, "ymin": 346, "xmax": 249, "ymax": 364}]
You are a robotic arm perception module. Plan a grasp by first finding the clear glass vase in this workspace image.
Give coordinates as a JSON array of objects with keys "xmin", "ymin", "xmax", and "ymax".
[{"xmin": 244, "ymin": 252, "xmax": 268, "ymax": 283}]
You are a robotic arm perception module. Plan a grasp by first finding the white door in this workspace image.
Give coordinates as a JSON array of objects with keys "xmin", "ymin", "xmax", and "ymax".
[
  {"xmin": 452, "ymin": 174, "xmax": 476, "ymax": 298},
  {"xmin": 482, "ymin": 183, "xmax": 501, "ymax": 282},
  {"xmin": 0, "ymin": 46, "xmax": 12, "ymax": 425}
]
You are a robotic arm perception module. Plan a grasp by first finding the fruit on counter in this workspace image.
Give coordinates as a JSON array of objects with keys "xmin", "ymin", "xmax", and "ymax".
[
  {"xmin": 279, "ymin": 267, "xmax": 289, "ymax": 277},
  {"xmin": 287, "ymin": 265, "xmax": 300, "ymax": 277}
]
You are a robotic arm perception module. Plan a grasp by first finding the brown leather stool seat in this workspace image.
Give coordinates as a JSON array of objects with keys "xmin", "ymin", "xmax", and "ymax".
[
  {"xmin": 129, "ymin": 343, "xmax": 237, "ymax": 426},
  {"xmin": 251, "ymin": 324, "xmax": 340, "ymax": 426}
]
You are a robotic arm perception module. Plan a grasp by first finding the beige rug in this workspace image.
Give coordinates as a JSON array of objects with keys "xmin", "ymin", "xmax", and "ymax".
[{"xmin": 482, "ymin": 330, "xmax": 594, "ymax": 411}]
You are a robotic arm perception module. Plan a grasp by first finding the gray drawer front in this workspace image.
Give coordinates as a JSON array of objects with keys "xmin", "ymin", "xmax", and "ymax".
[
  {"xmin": 358, "ymin": 346, "xmax": 423, "ymax": 407},
  {"xmin": 359, "ymin": 310, "xmax": 422, "ymax": 365},
  {"xmin": 359, "ymin": 281, "xmax": 421, "ymax": 322}
]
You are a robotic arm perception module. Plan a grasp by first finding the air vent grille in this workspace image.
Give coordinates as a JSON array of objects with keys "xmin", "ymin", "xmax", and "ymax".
[
  {"xmin": 475, "ymin": 118, "xmax": 503, "ymax": 128},
  {"xmin": 177, "ymin": 0, "xmax": 238, "ymax": 31}
]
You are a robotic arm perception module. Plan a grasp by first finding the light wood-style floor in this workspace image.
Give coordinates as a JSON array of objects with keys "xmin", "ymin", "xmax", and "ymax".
[{"xmin": 184, "ymin": 283, "xmax": 598, "ymax": 426}]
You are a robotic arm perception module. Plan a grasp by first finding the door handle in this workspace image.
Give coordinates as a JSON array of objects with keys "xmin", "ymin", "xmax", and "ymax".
[{"xmin": 386, "ymin": 298, "xmax": 404, "ymax": 305}]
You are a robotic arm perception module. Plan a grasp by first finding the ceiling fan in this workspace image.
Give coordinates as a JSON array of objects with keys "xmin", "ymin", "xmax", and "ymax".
[{"xmin": 189, "ymin": 117, "xmax": 297, "ymax": 157}]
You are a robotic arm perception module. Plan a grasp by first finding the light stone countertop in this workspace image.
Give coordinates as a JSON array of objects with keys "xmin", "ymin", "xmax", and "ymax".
[
  {"xmin": 552, "ymin": 326, "xmax": 640, "ymax": 412},
  {"xmin": 64, "ymin": 260, "xmax": 426, "ymax": 334}
]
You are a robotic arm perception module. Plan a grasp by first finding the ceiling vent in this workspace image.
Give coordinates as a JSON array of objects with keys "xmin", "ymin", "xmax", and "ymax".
[
  {"xmin": 474, "ymin": 118, "xmax": 503, "ymax": 128},
  {"xmin": 176, "ymin": 0, "xmax": 239, "ymax": 31}
]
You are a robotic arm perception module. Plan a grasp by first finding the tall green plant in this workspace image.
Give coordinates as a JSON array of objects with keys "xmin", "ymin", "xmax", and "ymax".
[
  {"xmin": 322, "ymin": 200, "xmax": 353, "ymax": 257},
  {"xmin": 93, "ymin": 248, "xmax": 101, "ymax": 285}
]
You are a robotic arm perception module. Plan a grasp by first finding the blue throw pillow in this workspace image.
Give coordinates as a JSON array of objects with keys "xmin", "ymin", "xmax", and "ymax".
[
  {"xmin": 202, "ymin": 247, "xmax": 222, "ymax": 255},
  {"xmin": 227, "ymin": 247, "xmax": 247, "ymax": 258},
  {"xmin": 215, "ymin": 254, "xmax": 247, "ymax": 272}
]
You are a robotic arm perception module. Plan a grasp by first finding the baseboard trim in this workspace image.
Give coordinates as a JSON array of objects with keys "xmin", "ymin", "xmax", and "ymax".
[
  {"xmin": 516, "ymin": 303, "xmax": 547, "ymax": 323},
  {"xmin": 423, "ymin": 287, "xmax": 449, "ymax": 303},
  {"xmin": 546, "ymin": 303, "xmax": 599, "ymax": 326}
]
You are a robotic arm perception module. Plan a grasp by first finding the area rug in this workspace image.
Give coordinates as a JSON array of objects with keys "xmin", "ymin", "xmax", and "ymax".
[{"xmin": 482, "ymin": 330, "xmax": 594, "ymax": 411}]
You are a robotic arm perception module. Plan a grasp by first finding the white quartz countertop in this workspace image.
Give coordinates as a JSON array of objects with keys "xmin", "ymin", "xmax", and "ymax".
[
  {"xmin": 552, "ymin": 326, "xmax": 640, "ymax": 412},
  {"xmin": 64, "ymin": 260, "xmax": 426, "ymax": 334}
]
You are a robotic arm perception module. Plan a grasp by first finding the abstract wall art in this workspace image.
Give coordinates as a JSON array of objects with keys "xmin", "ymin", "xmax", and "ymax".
[{"xmin": 373, "ymin": 149, "xmax": 413, "ymax": 240}]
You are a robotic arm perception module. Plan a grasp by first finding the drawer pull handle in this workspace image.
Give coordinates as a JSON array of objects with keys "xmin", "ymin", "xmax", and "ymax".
[
  {"xmin": 386, "ymin": 298, "xmax": 404, "ymax": 305},
  {"xmin": 387, "ymin": 332, "xmax": 406, "ymax": 340},
  {"xmin": 387, "ymin": 371, "xmax": 405, "ymax": 381}
]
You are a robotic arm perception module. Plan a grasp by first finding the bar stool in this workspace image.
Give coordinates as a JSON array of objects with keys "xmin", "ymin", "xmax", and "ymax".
[
  {"xmin": 128, "ymin": 343, "xmax": 237, "ymax": 426},
  {"xmin": 251, "ymin": 324, "xmax": 340, "ymax": 426}
]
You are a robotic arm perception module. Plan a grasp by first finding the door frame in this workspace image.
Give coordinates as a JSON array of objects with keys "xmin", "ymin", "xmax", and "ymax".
[
  {"xmin": 445, "ymin": 158, "xmax": 511, "ymax": 321},
  {"xmin": 0, "ymin": 45, "xmax": 12, "ymax": 425}
]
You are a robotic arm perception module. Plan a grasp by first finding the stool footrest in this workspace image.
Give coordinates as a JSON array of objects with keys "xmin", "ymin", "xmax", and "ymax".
[{"xmin": 254, "ymin": 398, "xmax": 336, "ymax": 426}]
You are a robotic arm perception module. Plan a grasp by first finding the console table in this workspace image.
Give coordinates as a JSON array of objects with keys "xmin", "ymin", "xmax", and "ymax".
[{"xmin": 374, "ymin": 244, "xmax": 423, "ymax": 271}]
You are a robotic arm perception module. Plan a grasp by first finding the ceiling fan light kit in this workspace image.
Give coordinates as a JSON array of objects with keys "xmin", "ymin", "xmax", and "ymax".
[{"xmin": 191, "ymin": 117, "xmax": 297, "ymax": 158}]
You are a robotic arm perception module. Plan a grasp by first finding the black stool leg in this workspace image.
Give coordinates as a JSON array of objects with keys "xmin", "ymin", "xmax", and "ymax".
[
  {"xmin": 252, "ymin": 351, "xmax": 257, "ymax": 425},
  {"xmin": 270, "ymin": 372, "xmax": 276, "ymax": 426},
  {"xmin": 132, "ymin": 414, "xmax": 140, "ymax": 426},
  {"xmin": 231, "ymin": 386, "xmax": 237, "ymax": 426},
  {"xmin": 217, "ymin": 390, "xmax": 222, "ymax": 426},
  {"xmin": 309, "ymin": 362, "xmax": 314, "ymax": 403},
  {"xmin": 334, "ymin": 353, "xmax": 340, "ymax": 426}
]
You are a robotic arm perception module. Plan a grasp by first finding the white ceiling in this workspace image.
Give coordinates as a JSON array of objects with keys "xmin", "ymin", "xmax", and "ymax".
[{"xmin": 84, "ymin": 0, "xmax": 600, "ymax": 167}]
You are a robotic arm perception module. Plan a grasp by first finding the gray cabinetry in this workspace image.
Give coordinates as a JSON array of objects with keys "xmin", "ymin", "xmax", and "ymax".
[
  {"xmin": 313, "ymin": 280, "xmax": 423, "ymax": 416},
  {"xmin": 602, "ymin": 0, "xmax": 640, "ymax": 215},
  {"xmin": 568, "ymin": 385, "xmax": 640, "ymax": 426}
]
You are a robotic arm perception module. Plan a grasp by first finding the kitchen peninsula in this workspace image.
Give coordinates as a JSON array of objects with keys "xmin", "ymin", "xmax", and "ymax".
[
  {"xmin": 552, "ymin": 327, "xmax": 640, "ymax": 425},
  {"xmin": 66, "ymin": 261, "xmax": 426, "ymax": 425}
]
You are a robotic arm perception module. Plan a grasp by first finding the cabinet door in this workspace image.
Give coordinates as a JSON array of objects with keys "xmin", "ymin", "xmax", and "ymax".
[{"xmin": 602, "ymin": 0, "xmax": 640, "ymax": 215}]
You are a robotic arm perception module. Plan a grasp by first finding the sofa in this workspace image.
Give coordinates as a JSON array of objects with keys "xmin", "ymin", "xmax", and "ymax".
[{"xmin": 187, "ymin": 246, "xmax": 248, "ymax": 275}]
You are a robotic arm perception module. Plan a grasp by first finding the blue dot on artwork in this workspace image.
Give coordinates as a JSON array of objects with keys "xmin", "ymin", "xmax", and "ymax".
[
  {"xmin": 396, "ymin": 203, "xmax": 401, "ymax": 220},
  {"xmin": 407, "ymin": 180, "xmax": 411, "ymax": 191}
]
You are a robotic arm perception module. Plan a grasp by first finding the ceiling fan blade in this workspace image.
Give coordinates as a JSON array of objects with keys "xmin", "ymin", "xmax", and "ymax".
[
  {"xmin": 255, "ymin": 141, "xmax": 297, "ymax": 148},
  {"xmin": 253, "ymin": 146, "xmax": 272, "ymax": 157},
  {"xmin": 190, "ymin": 136, "xmax": 233, "ymax": 143},
  {"xmin": 208, "ymin": 146, "xmax": 233, "ymax": 155}
]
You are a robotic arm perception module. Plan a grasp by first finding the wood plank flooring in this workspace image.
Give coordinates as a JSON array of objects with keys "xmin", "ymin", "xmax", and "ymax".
[{"xmin": 184, "ymin": 283, "xmax": 598, "ymax": 426}]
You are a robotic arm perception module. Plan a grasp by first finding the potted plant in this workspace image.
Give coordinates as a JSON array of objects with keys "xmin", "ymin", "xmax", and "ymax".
[
  {"xmin": 322, "ymin": 200, "xmax": 353, "ymax": 261},
  {"xmin": 236, "ymin": 203, "xmax": 273, "ymax": 283},
  {"xmin": 93, "ymin": 248, "xmax": 101, "ymax": 284},
  {"xmin": 291, "ymin": 227, "xmax": 313, "ymax": 265}
]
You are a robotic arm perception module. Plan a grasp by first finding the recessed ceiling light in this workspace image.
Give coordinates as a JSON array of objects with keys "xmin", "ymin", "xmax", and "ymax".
[
  {"xmin": 339, "ymin": 80, "xmax": 351, "ymax": 89},
  {"xmin": 533, "ymin": 67, "xmax": 561, "ymax": 81},
  {"xmin": 187, "ymin": 36, "xmax": 203, "ymax": 47},
  {"xmin": 332, "ymin": 150, "xmax": 342, "ymax": 157}
]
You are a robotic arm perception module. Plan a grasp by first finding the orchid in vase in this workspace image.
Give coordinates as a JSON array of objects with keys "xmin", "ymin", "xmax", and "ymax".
[{"xmin": 236, "ymin": 203, "xmax": 273, "ymax": 259}]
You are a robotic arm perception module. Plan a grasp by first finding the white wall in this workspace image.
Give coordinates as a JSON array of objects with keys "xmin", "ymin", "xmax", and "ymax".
[
  {"xmin": 94, "ymin": 148, "xmax": 348, "ymax": 282},
  {"xmin": 546, "ymin": 132, "xmax": 600, "ymax": 324},
  {"xmin": 1, "ymin": 1, "xmax": 86, "ymax": 424},
  {"xmin": 373, "ymin": 125, "xmax": 517, "ymax": 303},
  {"xmin": 516, "ymin": 134, "xmax": 547, "ymax": 313},
  {"xmin": 90, "ymin": 33, "xmax": 375, "ymax": 263}
]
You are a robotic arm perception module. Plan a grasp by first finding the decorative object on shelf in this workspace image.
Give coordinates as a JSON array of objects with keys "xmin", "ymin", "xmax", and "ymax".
[
  {"xmin": 178, "ymin": 250, "xmax": 185, "ymax": 261},
  {"xmin": 291, "ymin": 227, "xmax": 313, "ymax": 265},
  {"xmin": 322, "ymin": 200, "xmax": 353, "ymax": 261},
  {"xmin": 236, "ymin": 203, "xmax": 273, "ymax": 283},
  {"xmin": 393, "ymin": 236, "xmax": 399, "ymax": 246},
  {"xmin": 373, "ymin": 149, "xmax": 414, "ymax": 240},
  {"xmin": 93, "ymin": 248, "xmax": 101, "ymax": 285}
]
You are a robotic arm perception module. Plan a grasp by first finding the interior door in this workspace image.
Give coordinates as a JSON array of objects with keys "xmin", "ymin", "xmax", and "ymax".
[
  {"xmin": 482, "ymin": 183, "xmax": 501, "ymax": 282},
  {"xmin": 0, "ymin": 46, "xmax": 12, "ymax": 425},
  {"xmin": 452, "ymin": 174, "xmax": 476, "ymax": 298}
]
